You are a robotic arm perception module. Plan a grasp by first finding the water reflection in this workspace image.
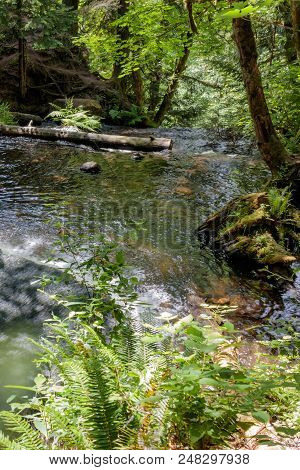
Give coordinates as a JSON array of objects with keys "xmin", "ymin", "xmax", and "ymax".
[{"xmin": 0, "ymin": 129, "xmax": 298, "ymax": 407}]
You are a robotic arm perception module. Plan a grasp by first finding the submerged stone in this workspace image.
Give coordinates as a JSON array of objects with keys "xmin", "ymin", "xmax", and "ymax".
[
  {"xmin": 80, "ymin": 161, "xmax": 101, "ymax": 174},
  {"xmin": 131, "ymin": 153, "xmax": 144, "ymax": 161},
  {"xmin": 175, "ymin": 185, "xmax": 193, "ymax": 196}
]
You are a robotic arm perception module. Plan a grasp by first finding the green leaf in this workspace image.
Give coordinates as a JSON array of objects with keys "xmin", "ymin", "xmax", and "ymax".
[
  {"xmin": 33, "ymin": 419, "xmax": 48, "ymax": 438},
  {"xmin": 185, "ymin": 324, "xmax": 205, "ymax": 338},
  {"xmin": 252, "ymin": 411, "xmax": 270, "ymax": 424},
  {"xmin": 141, "ymin": 334, "xmax": 164, "ymax": 344},
  {"xmin": 4, "ymin": 385, "xmax": 36, "ymax": 392},
  {"xmin": 34, "ymin": 375, "xmax": 46, "ymax": 388},
  {"xmin": 221, "ymin": 6, "xmax": 257, "ymax": 19},
  {"xmin": 275, "ymin": 426, "xmax": 299, "ymax": 437},
  {"xmin": 223, "ymin": 321, "xmax": 235, "ymax": 332},
  {"xmin": 199, "ymin": 378, "xmax": 221, "ymax": 387},
  {"xmin": 190, "ymin": 423, "xmax": 209, "ymax": 444},
  {"xmin": 6, "ymin": 395, "xmax": 16, "ymax": 404},
  {"xmin": 116, "ymin": 251, "xmax": 125, "ymax": 265}
]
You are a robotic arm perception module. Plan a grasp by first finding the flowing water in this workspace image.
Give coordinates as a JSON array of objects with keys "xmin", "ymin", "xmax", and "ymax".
[{"xmin": 0, "ymin": 128, "xmax": 299, "ymax": 408}]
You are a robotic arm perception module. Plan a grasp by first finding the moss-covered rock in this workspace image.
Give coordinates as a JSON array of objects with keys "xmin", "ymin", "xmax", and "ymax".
[
  {"xmin": 227, "ymin": 232, "xmax": 296, "ymax": 265},
  {"xmin": 198, "ymin": 188, "xmax": 299, "ymax": 280}
]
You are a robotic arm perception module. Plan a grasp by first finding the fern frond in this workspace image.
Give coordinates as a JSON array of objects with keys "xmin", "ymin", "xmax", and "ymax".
[
  {"xmin": 0, "ymin": 430, "xmax": 24, "ymax": 450},
  {"xmin": 42, "ymin": 405, "xmax": 93, "ymax": 450},
  {"xmin": 0, "ymin": 412, "xmax": 45, "ymax": 450}
]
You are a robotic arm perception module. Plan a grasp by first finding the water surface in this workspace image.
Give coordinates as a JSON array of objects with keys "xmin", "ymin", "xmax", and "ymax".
[{"xmin": 0, "ymin": 128, "xmax": 299, "ymax": 408}]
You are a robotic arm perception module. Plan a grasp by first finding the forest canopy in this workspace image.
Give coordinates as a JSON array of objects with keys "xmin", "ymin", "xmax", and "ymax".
[
  {"xmin": 0, "ymin": 0, "xmax": 300, "ymax": 453},
  {"xmin": 0, "ymin": 0, "xmax": 298, "ymax": 149}
]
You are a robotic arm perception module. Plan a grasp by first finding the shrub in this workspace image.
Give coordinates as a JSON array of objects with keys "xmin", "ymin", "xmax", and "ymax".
[
  {"xmin": 0, "ymin": 102, "xmax": 15, "ymax": 125},
  {"xmin": 47, "ymin": 98, "xmax": 101, "ymax": 132},
  {"xmin": 0, "ymin": 233, "xmax": 299, "ymax": 450}
]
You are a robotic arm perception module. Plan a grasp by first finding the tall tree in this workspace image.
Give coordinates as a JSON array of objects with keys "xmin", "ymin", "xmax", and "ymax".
[
  {"xmin": 17, "ymin": 0, "xmax": 27, "ymax": 99},
  {"xmin": 290, "ymin": 0, "xmax": 300, "ymax": 59},
  {"xmin": 113, "ymin": 0, "xmax": 144, "ymax": 108},
  {"xmin": 232, "ymin": 15, "xmax": 290, "ymax": 174},
  {"xmin": 63, "ymin": 0, "xmax": 80, "ymax": 35},
  {"xmin": 154, "ymin": 0, "xmax": 197, "ymax": 125}
]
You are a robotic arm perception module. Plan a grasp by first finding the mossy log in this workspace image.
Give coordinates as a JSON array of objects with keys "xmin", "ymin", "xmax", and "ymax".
[
  {"xmin": 198, "ymin": 191, "xmax": 299, "ymax": 276},
  {"xmin": 0, "ymin": 125, "xmax": 173, "ymax": 151}
]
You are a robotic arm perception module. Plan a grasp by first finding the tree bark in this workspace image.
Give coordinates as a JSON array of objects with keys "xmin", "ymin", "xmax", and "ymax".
[
  {"xmin": 18, "ymin": 38, "xmax": 27, "ymax": 100},
  {"xmin": 154, "ymin": 0, "xmax": 197, "ymax": 126},
  {"xmin": 148, "ymin": 67, "xmax": 162, "ymax": 113},
  {"xmin": 114, "ymin": 1, "xmax": 145, "ymax": 109},
  {"xmin": 232, "ymin": 16, "xmax": 289, "ymax": 174},
  {"xmin": 154, "ymin": 40, "xmax": 191, "ymax": 126},
  {"xmin": 17, "ymin": 0, "xmax": 27, "ymax": 100},
  {"xmin": 291, "ymin": 0, "xmax": 300, "ymax": 59},
  {"xmin": 185, "ymin": 0, "xmax": 198, "ymax": 34},
  {"xmin": 132, "ymin": 69, "xmax": 144, "ymax": 108},
  {"xmin": 0, "ymin": 125, "xmax": 173, "ymax": 151},
  {"xmin": 63, "ymin": 0, "xmax": 79, "ymax": 8},
  {"xmin": 279, "ymin": 1, "xmax": 297, "ymax": 62},
  {"xmin": 63, "ymin": 0, "xmax": 80, "ymax": 35}
]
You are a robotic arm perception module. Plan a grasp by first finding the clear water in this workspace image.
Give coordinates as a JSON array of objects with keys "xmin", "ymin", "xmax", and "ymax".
[{"xmin": 0, "ymin": 128, "xmax": 299, "ymax": 409}]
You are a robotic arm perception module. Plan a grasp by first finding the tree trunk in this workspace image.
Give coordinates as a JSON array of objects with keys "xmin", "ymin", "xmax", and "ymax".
[
  {"xmin": 113, "ymin": 1, "xmax": 145, "ymax": 108},
  {"xmin": 63, "ymin": 0, "xmax": 79, "ymax": 8},
  {"xmin": 0, "ymin": 125, "xmax": 173, "ymax": 151},
  {"xmin": 291, "ymin": 0, "xmax": 300, "ymax": 59},
  {"xmin": 154, "ymin": 42, "xmax": 191, "ymax": 126},
  {"xmin": 154, "ymin": 0, "xmax": 197, "ymax": 126},
  {"xmin": 17, "ymin": 0, "xmax": 27, "ymax": 100},
  {"xmin": 148, "ymin": 67, "xmax": 162, "ymax": 113},
  {"xmin": 232, "ymin": 16, "xmax": 289, "ymax": 174},
  {"xmin": 185, "ymin": 0, "xmax": 198, "ymax": 34},
  {"xmin": 132, "ymin": 70, "xmax": 144, "ymax": 108},
  {"xmin": 63, "ymin": 0, "xmax": 79, "ymax": 35},
  {"xmin": 18, "ymin": 38, "xmax": 27, "ymax": 100},
  {"xmin": 279, "ymin": 1, "xmax": 297, "ymax": 62}
]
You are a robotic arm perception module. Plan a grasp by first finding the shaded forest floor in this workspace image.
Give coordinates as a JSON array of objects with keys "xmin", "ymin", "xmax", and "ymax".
[{"xmin": 0, "ymin": 46, "xmax": 118, "ymax": 116}]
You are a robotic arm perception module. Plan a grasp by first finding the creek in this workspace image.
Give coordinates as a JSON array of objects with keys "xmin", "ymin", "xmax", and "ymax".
[{"xmin": 0, "ymin": 127, "xmax": 299, "ymax": 409}]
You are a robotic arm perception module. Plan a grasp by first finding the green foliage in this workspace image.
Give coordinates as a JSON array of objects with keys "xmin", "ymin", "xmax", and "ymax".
[
  {"xmin": 0, "ymin": 313, "xmax": 299, "ymax": 450},
  {"xmin": 0, "ymin": 234, "xmax": 299, "ymax": 450},
  {"xmin": 0, "ymin": 102, "xmax": 15, "ymax": 125},
  {"xmin": 47, "ymin": 99, "xmax": 101, "ymax": 132},
  {"xmin": 267, "ymin": 187, "xmax": 292, "ymax": 219},
  {"xmin": 40, "ymin": 229, "xmax": 139, "ymax": 330},
  {"xmin": 109, "ymin": 105, "xmax": 147, "ymax": 126},
  {"xmin": 0, "ymin": 412, "xmax": 45, "ymax": 450},
  {"xmin": 0, "ymin": 0, "xmax": 73, "ymax": 50}
]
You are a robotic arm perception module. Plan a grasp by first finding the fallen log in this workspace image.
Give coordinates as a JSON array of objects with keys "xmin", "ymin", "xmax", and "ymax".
[{"xmin": 0, "ymin": 125, "xmax": 173, "ymax": 151}]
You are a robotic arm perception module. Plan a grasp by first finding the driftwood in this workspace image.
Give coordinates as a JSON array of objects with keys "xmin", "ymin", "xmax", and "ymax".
[{"xmin": 0, "ymin": 125, "xmax": 173, "ymax": 151}]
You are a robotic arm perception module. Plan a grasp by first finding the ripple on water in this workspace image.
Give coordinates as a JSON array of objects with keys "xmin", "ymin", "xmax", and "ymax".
[{"xmin": 0, "ymin": 130, "xmax": 298, "ymax": 405}]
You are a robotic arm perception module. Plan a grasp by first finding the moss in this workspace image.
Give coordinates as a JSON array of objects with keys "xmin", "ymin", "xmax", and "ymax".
[
  {"xmin": 221, "ymin": 206, "xmax": 267, "ymax": 237},
  {"xmin": 227, "ymin": 232, "xmax": 296, "ymax": 265},
  {"xmin": 199, "ymin": 189, "xmax": 299, "ymax": 278},
  {"xmin": 290, "ymin": 208, "xmax": 300, "ymax": 229}
]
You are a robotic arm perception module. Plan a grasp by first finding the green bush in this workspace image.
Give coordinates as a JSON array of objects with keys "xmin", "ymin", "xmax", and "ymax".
[
  {"xmin": 47, "ymin": 98, "xmax": 101, "ymax": 132},
  {"xmin": 0, "ymin": 233, "xmax": 299, "ymax": 450},
  {"xmin": 0, "ymin": 102, "xmax": 15, "ymax": 125},
  {"xmin": 109, "ymin": 105, "xmax": 146, "ymax": 126}
]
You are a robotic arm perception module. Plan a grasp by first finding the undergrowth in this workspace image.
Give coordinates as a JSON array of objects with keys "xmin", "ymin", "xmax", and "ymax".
[
  {"xmin": 0, "ymin": 231, "xmax": 299, "ymax": 450},
  {"xmin": 47, "ymin": 98, "xmax": 101, "ymax": 132},
  {"xmin": 0, "ymin": 102, "xmax": 15, "ymax": 125}
]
